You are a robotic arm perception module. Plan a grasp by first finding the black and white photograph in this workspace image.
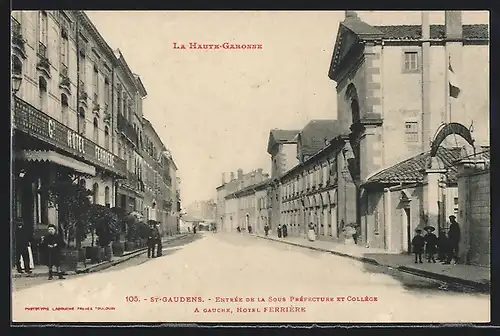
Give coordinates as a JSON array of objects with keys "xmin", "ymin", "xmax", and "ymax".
[{"xmin": 11, "ymin": 10, "xmax": 490, "ymax": 324}]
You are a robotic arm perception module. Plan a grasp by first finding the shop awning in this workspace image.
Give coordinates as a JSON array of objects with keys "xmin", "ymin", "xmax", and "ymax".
[{"xmin": 15, "ymin": 150, "xmax": 96, "ymax": 176}]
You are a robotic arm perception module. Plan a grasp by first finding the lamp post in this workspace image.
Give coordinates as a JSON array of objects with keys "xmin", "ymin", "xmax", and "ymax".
[{"xmin": 12, "ymin": 74, "xmax": 23, "ymax": 96}]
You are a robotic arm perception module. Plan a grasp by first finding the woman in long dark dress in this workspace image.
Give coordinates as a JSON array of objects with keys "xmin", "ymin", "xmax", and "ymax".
[
  {"xmin": 282, "ymin": 224, "xmax": 288, "ymax": 238},
  {"xmin": 277, "ymin": 224, "xmax": 282, "ymax": 238},
  {"xmin": 437, "ymin": 229, "xmax": 448, "ymax": 262}
]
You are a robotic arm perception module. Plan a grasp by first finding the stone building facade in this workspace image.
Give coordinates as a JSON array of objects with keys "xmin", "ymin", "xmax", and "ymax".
[
  {"xmin": 266, "ymin": 129, "xmax": 300, "ymax": 231},
  {"xmin": 216, "ymin": 169, "xmax": 269, "ymax": 232},
  {"xmin": 327, "ymin": 11, "xmax": 489, "ymax": 252},
  {"xmin": 142, "ymin": 117, "xmax": 179, "ymax": 235},
  {"xmin": 11, "ymin": 11, "xmax": 128, "ymax": 249},
  {"xmin": 11, "ymin": 11, "xmax": 180, "ymax": 258}
]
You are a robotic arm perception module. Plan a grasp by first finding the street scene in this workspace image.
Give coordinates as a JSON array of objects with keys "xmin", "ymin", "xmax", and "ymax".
[
  {"xmin": 12, "ymin": 232, "xmax": 490, "ymax": 323},
  {"xmin": 11, "ymin": 10, "xmax": 490, "ymax": 324}
]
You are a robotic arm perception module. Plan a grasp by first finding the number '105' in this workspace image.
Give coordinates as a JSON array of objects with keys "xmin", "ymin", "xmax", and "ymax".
[{"xmin": 126, "ymin": 296, "xmax": 139, "ymax": 302}]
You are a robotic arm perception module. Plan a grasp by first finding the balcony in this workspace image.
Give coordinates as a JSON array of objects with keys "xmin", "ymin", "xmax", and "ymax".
[
  {"xmin": 36, "ymin": 42, "xmax": 51, "ymax": 77},
  {"xmin": 11, "ymin": 18, "xmax": 26, "ymax": 58},
  {"xmin": 78, "ymin": 80, "xmax": 88, "ymax": 106},
  {"xmin": 117, "ymin": 113, "xmax": 138, "ymax": 147},
  {"xmin": 59, "ymin": 64, "xmax": 71, "ymax": 93}
]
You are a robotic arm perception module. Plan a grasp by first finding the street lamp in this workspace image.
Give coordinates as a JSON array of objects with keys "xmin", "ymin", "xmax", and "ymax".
[{"xmin": 12, "ymin": 74, "xmax": 23, "ymax": 96}]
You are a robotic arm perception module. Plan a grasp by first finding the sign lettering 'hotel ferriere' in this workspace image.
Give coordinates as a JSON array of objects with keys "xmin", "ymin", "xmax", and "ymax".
[{"xmin": 13, "ymin": 96, "xmax": 127, "ymax": 177}]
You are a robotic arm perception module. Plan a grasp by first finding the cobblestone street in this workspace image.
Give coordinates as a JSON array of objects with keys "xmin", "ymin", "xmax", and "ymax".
[{"xmin": 12, "ymin": 232, "xmax": 489, "ymax": 323}]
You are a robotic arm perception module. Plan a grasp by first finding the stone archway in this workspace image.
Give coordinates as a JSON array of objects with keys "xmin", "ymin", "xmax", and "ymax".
[{"xmin": 430, "ymin": 122, "xmax": 475, "ymax": 158}]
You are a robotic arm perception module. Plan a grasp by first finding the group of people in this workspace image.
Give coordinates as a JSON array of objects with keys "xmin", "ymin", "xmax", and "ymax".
[
  {"xmin": 147, "ymin": 223, "xmax": 162, "ymax": 258},
  {"xmin": 14, "ymin": 219, "xmax": 66, "ymax": 280},
  {"xmin": 276, "ymin": 224, "xmax": 288, "ymax": 238},
  {"xmin": 412, "ymin": 215, "xmax": 462, "ymax": 265}
]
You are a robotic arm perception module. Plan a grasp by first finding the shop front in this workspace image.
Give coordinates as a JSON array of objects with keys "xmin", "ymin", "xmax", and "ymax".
[{"xmin": 11, "ymin": 96, "xmax": 127, "ymax": 265}]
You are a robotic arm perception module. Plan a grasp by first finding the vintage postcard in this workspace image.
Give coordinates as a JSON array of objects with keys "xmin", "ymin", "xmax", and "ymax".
[{"xmin": 11, "ymin": 10, "xmax": 490, "ymax": 324}]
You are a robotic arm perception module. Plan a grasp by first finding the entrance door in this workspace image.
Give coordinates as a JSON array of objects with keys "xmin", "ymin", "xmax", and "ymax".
[{"xmin": 404, "ymin": 208, "xmax": 411, "ymax": 254}]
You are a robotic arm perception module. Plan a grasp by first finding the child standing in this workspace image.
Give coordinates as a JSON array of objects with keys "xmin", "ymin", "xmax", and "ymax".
[
  {"xmin": 424, "ymin": 227, "xmax": 438, "ymax": 263},
  {"xmin": 40, "ymin": 224, "xmax": 66, "ymax": 280},
  {"xmin": 411, "ymin": 229, "xmax": 425, "ymax": 264}
]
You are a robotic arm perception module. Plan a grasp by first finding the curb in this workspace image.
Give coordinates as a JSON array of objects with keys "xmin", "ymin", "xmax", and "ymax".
[
  {"xmin": 255, "ymin": 234, "xmax": 489, "ymax": 292},
  {"xmin": 12, "ymin": 235, "xmax": 189, "ymax": 279}
]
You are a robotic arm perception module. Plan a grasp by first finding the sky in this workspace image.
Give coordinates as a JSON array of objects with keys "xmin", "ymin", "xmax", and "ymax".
[{"xmin": 86, "ymin": 10, "xmax": 489, "ymax": 208}]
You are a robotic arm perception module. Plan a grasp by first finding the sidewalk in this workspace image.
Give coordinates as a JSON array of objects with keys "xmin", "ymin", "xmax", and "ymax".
[
  {"xmin": 12, "ymin": 234, "xmax": 189, "ymax": 279},
  {"xmin": 255, "ymin": 233, "xmax": 491, "ymax": 292}
]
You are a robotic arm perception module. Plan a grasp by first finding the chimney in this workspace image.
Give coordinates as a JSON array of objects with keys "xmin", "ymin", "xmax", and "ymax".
[
  {"xmin": 237, "ymin": 168, "xmax": 243, "ymax": 180},
  {"xmin": 345, "ymin": 11, "xmax": 359, "ymax": 20},
  {"xmin": 230, "ymin": 172, "xmax": 235, "ymax": 180},
  {"xmin": 221, "ymin": 173, "xmax": 226, "ymax": 185},
  {"xmin": 445, "ymin": 11, "xmax": 463, "ymax": 40}
]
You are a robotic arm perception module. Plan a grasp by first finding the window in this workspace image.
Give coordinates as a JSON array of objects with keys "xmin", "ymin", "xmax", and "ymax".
[
  {"xmin": 104, "ymin": 186, "xmax": 110, "ymax": 207},
  {"xmin": 93, "ymin": 117, "xmax": 99, "ymax": 143},
  {"xmin": 38, "ymin": 77, "xmax": 47, "ymax": 111},
  {"xmin": 60, "ymin": 28, "xmax": 69, "ymax": 67},
  {"xmin": 61, "ymin": 93, "xmax": 69, "ymax": 126},
  {"xmin": 93, "ymin": 64, "xmax": 99, "ymax": 103},
  {"xmin": 104, "ymin": 78, "xmax": 110, "ymax": 107},
  {"xmin": 104, "ymin": 126, "xmax": 110, "ymax": 150},
  {"xmin": 39, "ymin": 11, "xmax": 48, "ymax": 48},
  {"xmin": 12, "ymin": 56, "xmax": 22, "ymax": 77},
  {"xmin": 77, "ymin": 107, "xmax": 86, "ymax": 135},
  {"xmin": 117, "ymin": 91, "xmax": 122, "ymax": 115},
  {"xmin": 92, "ymin": 183, "xmax": 99, "ymax": 204},
  {"xmin": 405, "ymin": 121, "xmax": 419, "ymax": 142},
  {"xmin": 79, "ymin": 54, "xmax": 86, "ymax": 88},
  {"xmin": 403, "ymin": 51, "xmax": 419, "ymax": 72}
]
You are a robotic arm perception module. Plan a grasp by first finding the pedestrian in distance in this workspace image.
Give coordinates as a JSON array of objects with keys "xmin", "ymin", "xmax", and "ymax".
[
  {"xmin": 40, "ymin": 224, "xmax": 66, "ymax": 280},
  {"xmin": 154, "ymin": 224, "xmax": 162, "ymax": 257},
  {"xmin": 424, "ymin": 226, "xmax": 438, "ymax": 263},
  {"xmin": 307, "ymin": 222, "xmax": 316, "ymax": 242},
  {"xmin": 14, "ymin": 219, "xmax": 33, "ymax": 275},
  {"xmin": 277, "ymin": 224, "xmax": 282, "ymax": 238},
  {"xmin": 264, "ymin": 224, "xmax": 269, "ymax": 236},
  {"xmin": 282, "ymin": 224, "xmax": 288, "ymax": 238},
  {"xmin": 445, "ymin": 215, "xmax": 461, "ymax": 264},
  {"xmin": 147, "ymin": 224, "xmax": 156, "ymax": 258},
  {"xmin": 411, "ymin": 229, "xmax": 425, "ymax": 264},
  {"xmin": 248, "ymin": 225, "xmax": 253, "ymax": 234},
  {"xmin": 437, "ymin": 228, "xmax": 448, "ymax": 262},
  {"xmin": 236, "ymin": 226, "xmax": 241, "ymax": 233}
]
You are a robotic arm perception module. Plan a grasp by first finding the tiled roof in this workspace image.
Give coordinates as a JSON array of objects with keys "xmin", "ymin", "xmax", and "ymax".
[
  {"xmin": 299, "ymin": 120, "xmax": 348, "ymax": 157},
  {"xmin": 270, "ymin": 129, "xmax": 300, "ymax": 142},
  {"xmin": 366, "ymin": 147, "xmax": 463, "ymax": 185},
  {"xmin": 373, "ymin": 24, "xmax": 489, "ymax": 40},
  {"xmin": 343, "ymin": 19, "xmax": 385, "ymax": 37}
]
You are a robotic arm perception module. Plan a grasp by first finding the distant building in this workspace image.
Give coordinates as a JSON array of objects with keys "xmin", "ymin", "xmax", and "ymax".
[
  {"xmin": 266, "ymin": 129, "xmax": 300, "ymax": 230},
  {"xmin": 216, "ymin": 168, "xmax": 269, "ymax": 232},
  {"xmin": 186, "ymin": 199, "xmax": 217, "ymax": 223}
]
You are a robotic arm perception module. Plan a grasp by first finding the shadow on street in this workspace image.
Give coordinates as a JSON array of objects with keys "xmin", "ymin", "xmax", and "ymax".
[{"xmin": 361, "ymin": 253, "xmax": 485, "ymax": 295}]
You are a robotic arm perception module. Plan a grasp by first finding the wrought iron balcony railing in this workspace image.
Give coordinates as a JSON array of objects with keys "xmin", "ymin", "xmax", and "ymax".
[{"xmin": 117, "ymin": 113, "xmax": 139, "ymax": 147}]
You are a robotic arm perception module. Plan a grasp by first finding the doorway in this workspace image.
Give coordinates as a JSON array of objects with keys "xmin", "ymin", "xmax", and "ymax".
[{"xmin": 404, "ymin": 208, "xmax": 411, "ymax": 254}]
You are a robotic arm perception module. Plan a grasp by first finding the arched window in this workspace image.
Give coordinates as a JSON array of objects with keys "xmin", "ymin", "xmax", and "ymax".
[
  {"xmin": 12, "ymin": 56, "xmax": 22, "ymax": 76},
  {"xmin": 104, "ymin": 126, "xmax": 110, "ymax": 150},
  {"xmin": 117, "ymin": 91, "xmax": 122, "ymax": 115},
  {"xmin": 77, "ymin": 107, "xmax": 86, "ymax": 135},
  {"xmin": 92, "ymin": 182, "xmax": 99, "ymax": 204},
  {"xmin": 61, "ymin": 93, "xmax": 69, "ymax": 126},
  {"xmin": 38, "ymin": 77, "xmax": 47, "ymax": 112},
  {"xmin": 104, "ymin": 186, "xmax": 110, "ymax": 207},
  {"xmin": 93, "ymin": 117, "xmax": 99, "ymax": 143}
]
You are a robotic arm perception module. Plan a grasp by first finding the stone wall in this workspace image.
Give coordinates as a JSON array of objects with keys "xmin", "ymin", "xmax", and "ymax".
[{"xmin": 457, "ymin": 161, "xmax": 490, "ymax": 267}]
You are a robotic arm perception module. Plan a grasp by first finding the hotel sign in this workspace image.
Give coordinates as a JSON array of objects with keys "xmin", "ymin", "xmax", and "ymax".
[{"xmin": 13, "ymin": 96, "xmax": 127, "ymax": 177}]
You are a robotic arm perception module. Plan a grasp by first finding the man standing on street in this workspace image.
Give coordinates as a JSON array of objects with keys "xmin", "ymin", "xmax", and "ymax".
[
  {"xmin": 14, "ymin": 219, "xmax": 32, "ymax": 275},
  {"xmin": 147, "ymin": 223, "xmax": 156, "ymax": 258},
  {"xmin": 445, "ymin": 215, "xmax": 461, "ymax": 264}
]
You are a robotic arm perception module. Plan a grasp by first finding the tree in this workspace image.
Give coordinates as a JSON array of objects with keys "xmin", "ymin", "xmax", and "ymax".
[
  {"xmin": 41, "ymin": 172, "xmax": 92, "ymax": 248},
  {"xmin": 88, "ymin": 204, "xmax": 120, "ymax": 247}
]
